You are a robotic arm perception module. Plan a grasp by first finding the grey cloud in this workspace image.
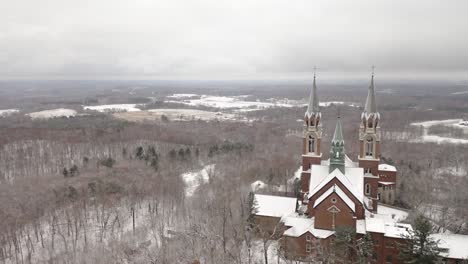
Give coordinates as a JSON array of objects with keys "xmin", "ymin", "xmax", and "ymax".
[{"xmin": 1, "ymin": 0, "xmax": 467, "ymax": 79}]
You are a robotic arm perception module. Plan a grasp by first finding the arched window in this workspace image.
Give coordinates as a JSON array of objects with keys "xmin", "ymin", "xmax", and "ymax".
[
  {"xmin": 365, "ymin": 183, "xmax": 371, "ymax": 195},
  {"xmin": 308, "ymin": 135, "xmax": 315, "ymax": 153},
  {"xmin": 365, "ymin": 137, "xmax": 374, "ymax": 157}
]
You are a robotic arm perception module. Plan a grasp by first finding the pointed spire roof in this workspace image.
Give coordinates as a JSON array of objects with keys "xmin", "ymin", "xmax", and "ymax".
[
  {"xmin": 332, "ymin": 117, "xmax": 344, "ymax": 144},
  {"xmin": 364, "ymin": 73, "xmax": 377, "ymax": 114},
  {"xmin": 305, "ymin": 74, "xmax": 320, "ymax": 117},
  {"xmin": 330, "ymin": 117, "xmax": 345, "ymax": 174}
]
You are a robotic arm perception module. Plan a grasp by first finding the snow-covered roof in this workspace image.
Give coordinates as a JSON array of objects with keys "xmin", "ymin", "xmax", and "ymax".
[
  {"xmin": 253, "ymin": 194, "xmax": 297, "ymax": 218},
  {"xmin": 431, "ymin": 233, "xmax": 468, "ymax": 260},
  {"xmin": 356, "ymin": 219, "xmax": 366, "ymax": 234},
  {"xmin": 378, "ymin": 164, "xmax": 397, "ymax": 172},
  {"xmin": 308, "ymin": 166, "xmax": 364, "ymax": 204},
  {"xmin": 378, "ymin": 181, "xmax": 396, "ymax": 185},
  {"xmin": 375, "ymin": 205, "xmax": 409, "ymax": 222},
  {"xmin": 361, "ymin": 217, "xmax": 412, "ymax": 238},
  {"xmin": 313, "ymin": 184, "xmax": 355, "ymax": 212},
  {"xmin": 282, "ymin": 216, "xmax": 335, "ymax": 238}
]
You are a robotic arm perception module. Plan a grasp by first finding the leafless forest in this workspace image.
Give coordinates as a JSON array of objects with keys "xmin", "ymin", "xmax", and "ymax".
[{"xmin": 0, "ymin": 80, "xmax": 467, "ymax": 263}]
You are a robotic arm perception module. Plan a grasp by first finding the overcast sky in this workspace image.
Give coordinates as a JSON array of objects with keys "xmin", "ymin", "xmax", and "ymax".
[{"xmin": 1, "ymin": 0, "xmax": 467, "ymax": 80}]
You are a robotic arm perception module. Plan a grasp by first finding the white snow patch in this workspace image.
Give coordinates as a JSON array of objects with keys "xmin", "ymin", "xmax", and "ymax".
[
  {"xmin": 166, "ymin": 95, "xmax": 293, "ymax": 110},
  {"xmin": 436, "ymin": 167, "xmax": 467, "ymax": 177},
  {"xmin": 166, "ymin": 93, "xmax": 198, "ymax": 99},
  {"xmin": 451, "ymin": 90, "xmax": 468, "ymax": 95},
  {"xmin": 181, "ymin": 164, "xmax": 214, "ymax": 197},
  {"xmin": 83, "ymin": 104, "xmax": 142, "ymax": 112},
  {"xmin": 27, "ymin": 108, "xmax": 77, "ymax": 119},
  {"xmin": 0, "ymin": 109, "xmax": 19, "ymax": 116},
  {"xmin": 410, "ymin": 119, "xmax": 468, "ymax": 144},
  {"xmin": 320, "ymin": 101, "xmax": 360, "ymax": 108}
]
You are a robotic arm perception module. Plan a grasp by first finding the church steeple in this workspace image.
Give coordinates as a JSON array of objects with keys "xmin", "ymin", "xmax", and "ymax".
[
  {"xmin": 329, "ymin": 117, "xmax": 345, "ymax": 174},
  {"xmin": 305, "ymin": 73, "xmax": 320, "ymax": 118},
  {"xmin": 300, "ymin": 70, "xmax": 324, "ymax": 196},
  {"xmin": 364, "ymin": 73, "xmax": 377, "ymax": 114}
]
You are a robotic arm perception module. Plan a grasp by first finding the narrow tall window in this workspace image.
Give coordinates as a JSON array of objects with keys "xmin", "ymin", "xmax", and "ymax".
[
  {"xmin": 365, "ymin": 137, "xmax": 374, "ymax": 157},
  {"xmin": 365, "ymin": 183, "xmax": 371, "ymax": 195},
  {"xmin": 308, "ymin": 135, "xmax": 315, "ymax": 153},
  {"xmin": 306, "ymin": 243, "xmax": 312, "ymax": 253}
]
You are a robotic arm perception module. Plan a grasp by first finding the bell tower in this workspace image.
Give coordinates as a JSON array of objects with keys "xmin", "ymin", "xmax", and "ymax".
[
  {"xmin": 301, "ymin": 72, "xmax": 323, "ymax": 195},
  {"xmin": 358, "ymin": 69, "xmax": 381, "ymax": 211}
]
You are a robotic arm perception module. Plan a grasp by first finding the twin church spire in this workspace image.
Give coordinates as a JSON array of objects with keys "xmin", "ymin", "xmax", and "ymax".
[{"xmin": 303, "ymin": 69, "xmax": 379, "ymax": 165}]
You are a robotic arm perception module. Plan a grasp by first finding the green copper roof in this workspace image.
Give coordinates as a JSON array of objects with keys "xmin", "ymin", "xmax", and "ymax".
[
  {"xmin": 330, "ymin": 118, "xmax": 345, "ymax": 174},
  {"xmin": 332, "ymin": 118, "xmax": 344, "ymax": 143}
]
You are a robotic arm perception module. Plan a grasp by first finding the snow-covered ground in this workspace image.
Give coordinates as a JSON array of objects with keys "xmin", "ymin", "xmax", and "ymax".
[
  {"xmin": 165, "ymin": 93, "xmax": 360, "ymax": 112},
  {"xmin": 320, "ymin": 101, "xmax": 360, "ymax": 107},
  {"xmin": 83, "ymin": 104, "xmax": 142, "ymax": 112},
  {"xmin": 27, "ymin": 108, "xmax": 77, "ymax": 119},
  {"xmin": 435, "ymin": 166, "xmax": 467, "ymax": 177},
  {"xmin": 410, "ymin": 119, "xmax": 468, "ymax": 144},
  {"xmin": 0, "ymin": 109, "xmax": 19, "ymax": 116},
  {"xmin": 166, "ymin": 95, "xmax": 293, "ymax": 110},
  {"xmin": 251, "ymin": 167, "xmax": 301, "ymax": 192},
  {"xmin": 181, "ymin": 164, "xmax": 214, "ymax": 197},
  {"xmin": 166, "ymin": 93, "xmax": 199, "ymax": 99},
  {"xmin": 451, "ymin": 90, "xmax": 468, "ymax": 95}
]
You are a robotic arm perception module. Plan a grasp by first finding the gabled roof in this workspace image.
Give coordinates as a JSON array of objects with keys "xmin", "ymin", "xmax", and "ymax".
[
  {"xmin": 308, "ymin": 166, "xmax": 364, "ymax": 204},
  {"xmin": 253, "ymin": 194, "xmax": 297, "ymax": 218},
  {"xmin": 313, "ymin": 184, "xmax": 355, "ymax": 212},
  {"xmin": 282, "ymin": 216, "xmax": 335, "ymax": 238}
]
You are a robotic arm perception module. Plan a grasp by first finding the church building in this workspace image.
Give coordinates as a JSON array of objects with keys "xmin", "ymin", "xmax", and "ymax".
[
  {"xmin": 252, "ymin": 73, "xmax": 468, "ymax": 263},
  {"xmin": 252, "ymin": 73, "xmax": 411, "ymax": 263}
]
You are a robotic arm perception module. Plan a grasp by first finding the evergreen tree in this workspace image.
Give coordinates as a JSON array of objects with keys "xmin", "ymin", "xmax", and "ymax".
[
  {"xmin": 69, "ymin": 165, "xmax": 79, "ymax": 177},
  {"xmin": 135, "ymin": 146, "xmax": 144, "ymax": 160},
  {"xmin": 399, "ymin": 215, "xmax": 445, "ymax": 264},
  {"xmin": 332, "ymin": 227, "xmax": 373, "ymax": 263},
  {"xmin": 62, "ymin": 168, "xmax": 69, "ymax": 178}
]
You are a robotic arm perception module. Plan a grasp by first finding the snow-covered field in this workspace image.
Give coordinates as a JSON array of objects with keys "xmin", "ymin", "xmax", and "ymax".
[
  {"xmin": 410, "ymin": 119, "xmax": 468, "ymax": 144},
  {"xmin": 166, "ymin": 95, "xmax": 293, "ymax": 110},
  {"xmin": 27, "ymin": 108, "xmax": 77, "ymax": 119},
  {"xmin": 181, "ymin": 164, "xmax": 214, "ymax": 197},
  {"xmin": 451, "ymin": 90, "xmax": 468, "ymax": 95},
  {"xmin": 83, "ymin": 104, "xmax": 142, "ymax": 112},
  {"xmin": 0, "ymin": 109, "xmax": 19, "ymax": 116},
  {"xmin": 165, "ymin": 93, "xmax": 360, "ymax": 112}
]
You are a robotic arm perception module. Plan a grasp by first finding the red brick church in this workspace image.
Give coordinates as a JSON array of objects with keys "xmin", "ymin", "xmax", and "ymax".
[{"xmin": 252, "ymin": 73, "xmax": 467, "ymax": 263}]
